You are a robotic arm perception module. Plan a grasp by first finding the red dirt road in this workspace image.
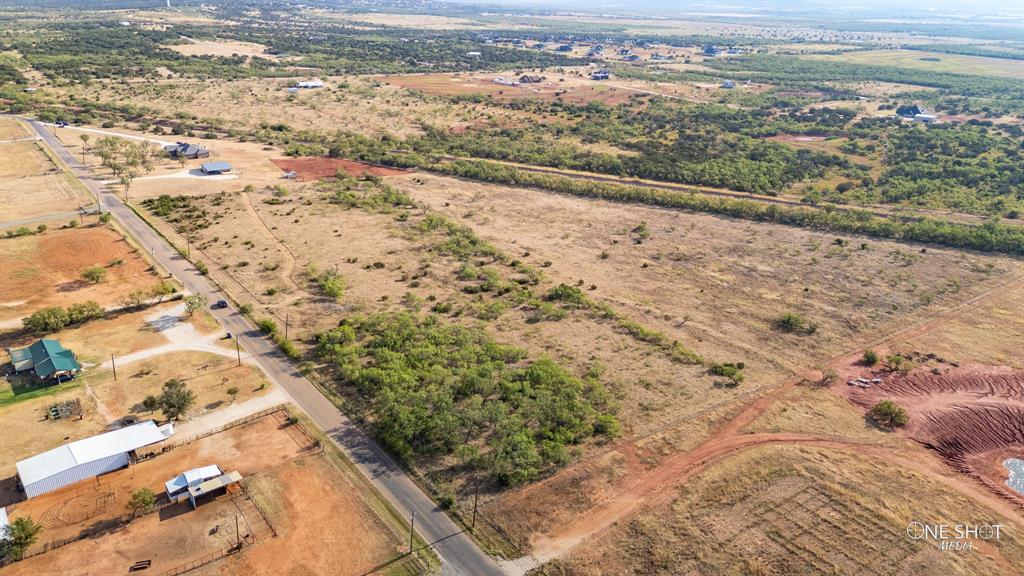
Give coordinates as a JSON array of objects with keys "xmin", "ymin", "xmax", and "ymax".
[
  {"xmin": 525, "ymin": 272, "xmax": 1024, "ymax": 563},
  {"xmin": 270, "ymin": 157, "xmax": 409, "ymax": 181}
]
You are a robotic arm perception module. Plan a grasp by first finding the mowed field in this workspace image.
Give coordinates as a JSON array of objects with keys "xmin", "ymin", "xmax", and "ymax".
[
  {"xmin": 0, "ymin": 116, "xmax": 30, "ymax": 140},
  {"xmin": 0, "ymin": 225, "xmax": 159, "ymax": 325},
  {"xmin": 0, "ymin": 121, "xmax": 93, "ymax": 223},
  {"xmin": 805, "ymin": 49, "xmax": 1024, "ymax": 79}
]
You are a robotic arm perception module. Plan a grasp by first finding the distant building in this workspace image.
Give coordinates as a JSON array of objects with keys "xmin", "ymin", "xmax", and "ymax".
[
  {"xmin": 617, "ymin": 48, "xmax": 631, "ymax": 56},
  {"xmin": 465, "ymin": 52, "xmax": 482, "ymax": 59},
  {"xmin": 721, "ymin": 80, "xmax": 736, "ymax": 89},
  {"xmin": 913, "ymin": 113, "xmax": 937, "ymax": 123},
  {"xmin": 896, "ymin": 104, "xmax": 923, "ymax": 118},
  {"xmin": 532, "ymin": 43, "xmax": 546, "ymax": 49},
  {"xmin": 590, "ymin": 69, "xmax": 611, "ymax": 81},
  {"xmin": 519, "ymin": 75, "xmax": 545, "ymax": 84},
  {"xmin": 164, "ymin": 141, "xmax": 209, "ymax": 159},
  {"xmin": 201, "ymin": 161, "xmax": 232, "ymax": 175},
  {"xmin": 556, "ymin": 44, "xmax": 573, "ymax": 52},
  {"xmin": 622, "ymin": 54, "xmax": 641, "ymax": 62},
  {"xmin": 17, "ymin": 421, "xmax": 173, "ymax": 498},
  {"xmin": 295, "ymin": 78, "xmax": 324, "ymax": 89},
  {"xmin": 7, "ymin": 339, "xmax": 81, "ymax": 382}
]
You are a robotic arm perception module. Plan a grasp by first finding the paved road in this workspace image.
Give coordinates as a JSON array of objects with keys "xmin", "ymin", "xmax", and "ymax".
[
  {"xmin": 0, "ymin": 208, "xmax": 98, "ymax": 230},
  {"xmin": 25, "ymin": 118, "xmax": 506, "ymax": 576}
]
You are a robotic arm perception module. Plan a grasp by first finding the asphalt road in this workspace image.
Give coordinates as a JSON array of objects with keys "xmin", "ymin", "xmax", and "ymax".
[{"xmin": 25, "ymin": 118, "xmax": 506, "ymax": 576}]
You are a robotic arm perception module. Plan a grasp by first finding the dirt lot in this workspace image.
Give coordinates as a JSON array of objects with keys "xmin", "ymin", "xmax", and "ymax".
[
  {"xmin": 211, "ymin": 454, "xmax": 406, "ymax": 576},
  {"xmin": 0, "ymin": 224, "xmax": 161, "ymax": 326},
  {"xmin": 270, "ymin": 157, "xmax": 409, "ymax": 180},
  {"xmin": 3, "ymin": 411, "xmax": 405, "ymax": 576},
  {"xmin": 545, "ymin": 444, "xmax": 1024, "ymax": 575}
]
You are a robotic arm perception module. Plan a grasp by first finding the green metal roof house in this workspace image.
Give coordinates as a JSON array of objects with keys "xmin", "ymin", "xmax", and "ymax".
[{"xmin": 7, "ymin": 339, "xmax": 82, "ymax": 381}]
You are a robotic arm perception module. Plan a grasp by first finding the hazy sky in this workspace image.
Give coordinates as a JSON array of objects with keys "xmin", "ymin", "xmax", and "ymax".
[{"xmin": 455, "ymin": 0, "xmax": 1024, "ymax": 19}]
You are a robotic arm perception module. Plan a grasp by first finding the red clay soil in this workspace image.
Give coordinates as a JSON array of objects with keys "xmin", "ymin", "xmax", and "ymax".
[
  {"xmin": 270, "ymin": 157, "xmax": 409, "ymax": 181},
  {"xmin": 839, "ymin": 364, "xmax": 1024, "ymax": 507}
]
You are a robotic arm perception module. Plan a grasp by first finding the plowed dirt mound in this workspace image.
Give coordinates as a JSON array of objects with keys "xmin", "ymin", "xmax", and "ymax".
[
  {"xmin": 840, "ymin": 365, "xmax": 1024, "ymax": 506},
  {"xmin": 270, "ymin": 157, "xmax": 409, "ymax": 181}
]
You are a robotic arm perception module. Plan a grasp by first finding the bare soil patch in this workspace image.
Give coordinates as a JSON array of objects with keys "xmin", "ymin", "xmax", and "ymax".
[
  {"xmin": 0, "ymin": 225, "xmax": 159, "ymax": 324},
  {"xmin": 270, "ymin": 157, "xmax": 409, "ymax": 181},
  {"xmin": 838, "ymin": 364, "xmax": 1024, "ymax": 506}
]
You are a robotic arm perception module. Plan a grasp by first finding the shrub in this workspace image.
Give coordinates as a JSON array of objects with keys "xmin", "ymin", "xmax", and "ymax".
[
  {"xmin": 256, "ymin": 318, "xmax": 278, "ymax": 334},
  {"xmin": 862, "ymin": 349, "xmax": 879, "ymax": 366},
  {"xmin": 81, "ymin": 266, "xmax": 106, "ymax": 284},
  {"xmin": 868, "ymin": 400, "xmax": 908, "ymax": 429}
]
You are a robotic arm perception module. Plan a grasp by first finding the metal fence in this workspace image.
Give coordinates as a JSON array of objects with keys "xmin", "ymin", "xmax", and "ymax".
[{"xmin": 137, "ymin": 404, "xmax": 290, "ymax": 459}]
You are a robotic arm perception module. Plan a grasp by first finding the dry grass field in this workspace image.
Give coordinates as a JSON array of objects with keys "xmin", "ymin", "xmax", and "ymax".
[
  {"xmin": 0, "ymin": 117, "xmax": 30, "ymax": 140},
  {"xmin": 806, "ymin": 49, "xmax": 1024, "ymax": 79},
  {"xmin": 0, "ymin": 127, "xmax": 94, "ymax": 223},
  {"xmin": 0, "ymin": 225, "xmax": 160, "ymax": 326},
  {"xmin": 545, "ymin": 444, "xmax": 1024, "ymax": 575},
  {"xmin": 166, "ymin": 38, "xmax": 278, "ymax": 60},
  {"xmin": 126, "ymin": 162, "xmax": 1022, "ymax": 566}
]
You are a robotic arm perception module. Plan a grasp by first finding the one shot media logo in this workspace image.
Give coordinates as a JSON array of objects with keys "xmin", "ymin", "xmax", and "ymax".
[{"xmin": 906, "ymin": 522, "xmax": 1003, "ymax": 551}]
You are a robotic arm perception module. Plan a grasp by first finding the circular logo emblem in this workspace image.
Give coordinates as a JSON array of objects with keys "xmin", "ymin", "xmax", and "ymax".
[
  {"xmin": 978, "ymin": 525, "xmax": 995, "ymax": 540},
  {"xmin": 907, "ymin": 522, "xmax": 927, "ymax": 540}
]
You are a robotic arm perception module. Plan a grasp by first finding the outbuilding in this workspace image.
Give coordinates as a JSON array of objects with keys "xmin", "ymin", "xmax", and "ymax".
[
  {"xmin": 201, "ymin": 161, "xmax": 232, "ymax": 175},
  {"xmin": 165, "ymin": 464, "xmax": 223, "ymax": 502},
  {"xmin": 17, "ymin": 421, "xmax": 172, "ymax": 498}
]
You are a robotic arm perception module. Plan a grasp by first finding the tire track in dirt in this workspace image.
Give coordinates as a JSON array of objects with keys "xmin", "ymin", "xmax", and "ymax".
[{"xmin": 240, "ymin": 190, "xmax": 301, "ymax": 291}]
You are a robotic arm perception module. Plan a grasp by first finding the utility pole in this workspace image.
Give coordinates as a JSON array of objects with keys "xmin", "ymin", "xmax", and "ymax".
[
  {"xmin": 408, "ymin": 510, "xmax": 415, "ymax": 554},
  {"xmin": 285, "ymin": 313, "xmax": 289, "ymax": 340},
  {"xmin": 111, "ymin": 354, "xmax": 117, "ymax": 380},
  {"xmin": 235, "ymin": 514, "xmax": 241, "ymax": 548},
  {"xmin": 471, "ymin": 485, "xmax": 479, "ymax": 530},
  {"xmin": 235, "ymin": 336, "xmax": 241, "ymax": 366},
  {"xmin": 186, "ymin": 224, "xmax": 191, "ymax": 260}
]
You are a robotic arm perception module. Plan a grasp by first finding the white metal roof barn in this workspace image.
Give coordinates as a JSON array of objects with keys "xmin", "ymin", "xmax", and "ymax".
[{"xmin": 16, "ymin": 421, "xmax": 171, "ymax": 498}]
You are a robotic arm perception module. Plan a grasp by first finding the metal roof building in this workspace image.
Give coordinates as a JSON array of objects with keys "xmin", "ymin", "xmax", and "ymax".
[
  {"xmin": 165, "ymin": 464, "xmax": 222, "ymax": 500},
  {"xmin": 201, "ymin": 161, "xmax": 232, "ymax": 175},
  {"xmin": 17, "ymin": 421, "xmax": 171, "ymax": 498},
  {"xmin": 7, "ymin": 339, "xmax": 81, "ymax": 380}
]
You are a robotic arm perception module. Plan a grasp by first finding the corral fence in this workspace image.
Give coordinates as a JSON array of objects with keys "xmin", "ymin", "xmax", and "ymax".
[
  {"xmin": 136, "ymin": 404, "xmax": 292, "ymax": 459},
  {"xmin": 157, "ymin": 547, "xmax": 236, "ymax": 576},
  {"xmin": 2, "ymin": 406, "xmax": 308, "ymax": 569}
]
